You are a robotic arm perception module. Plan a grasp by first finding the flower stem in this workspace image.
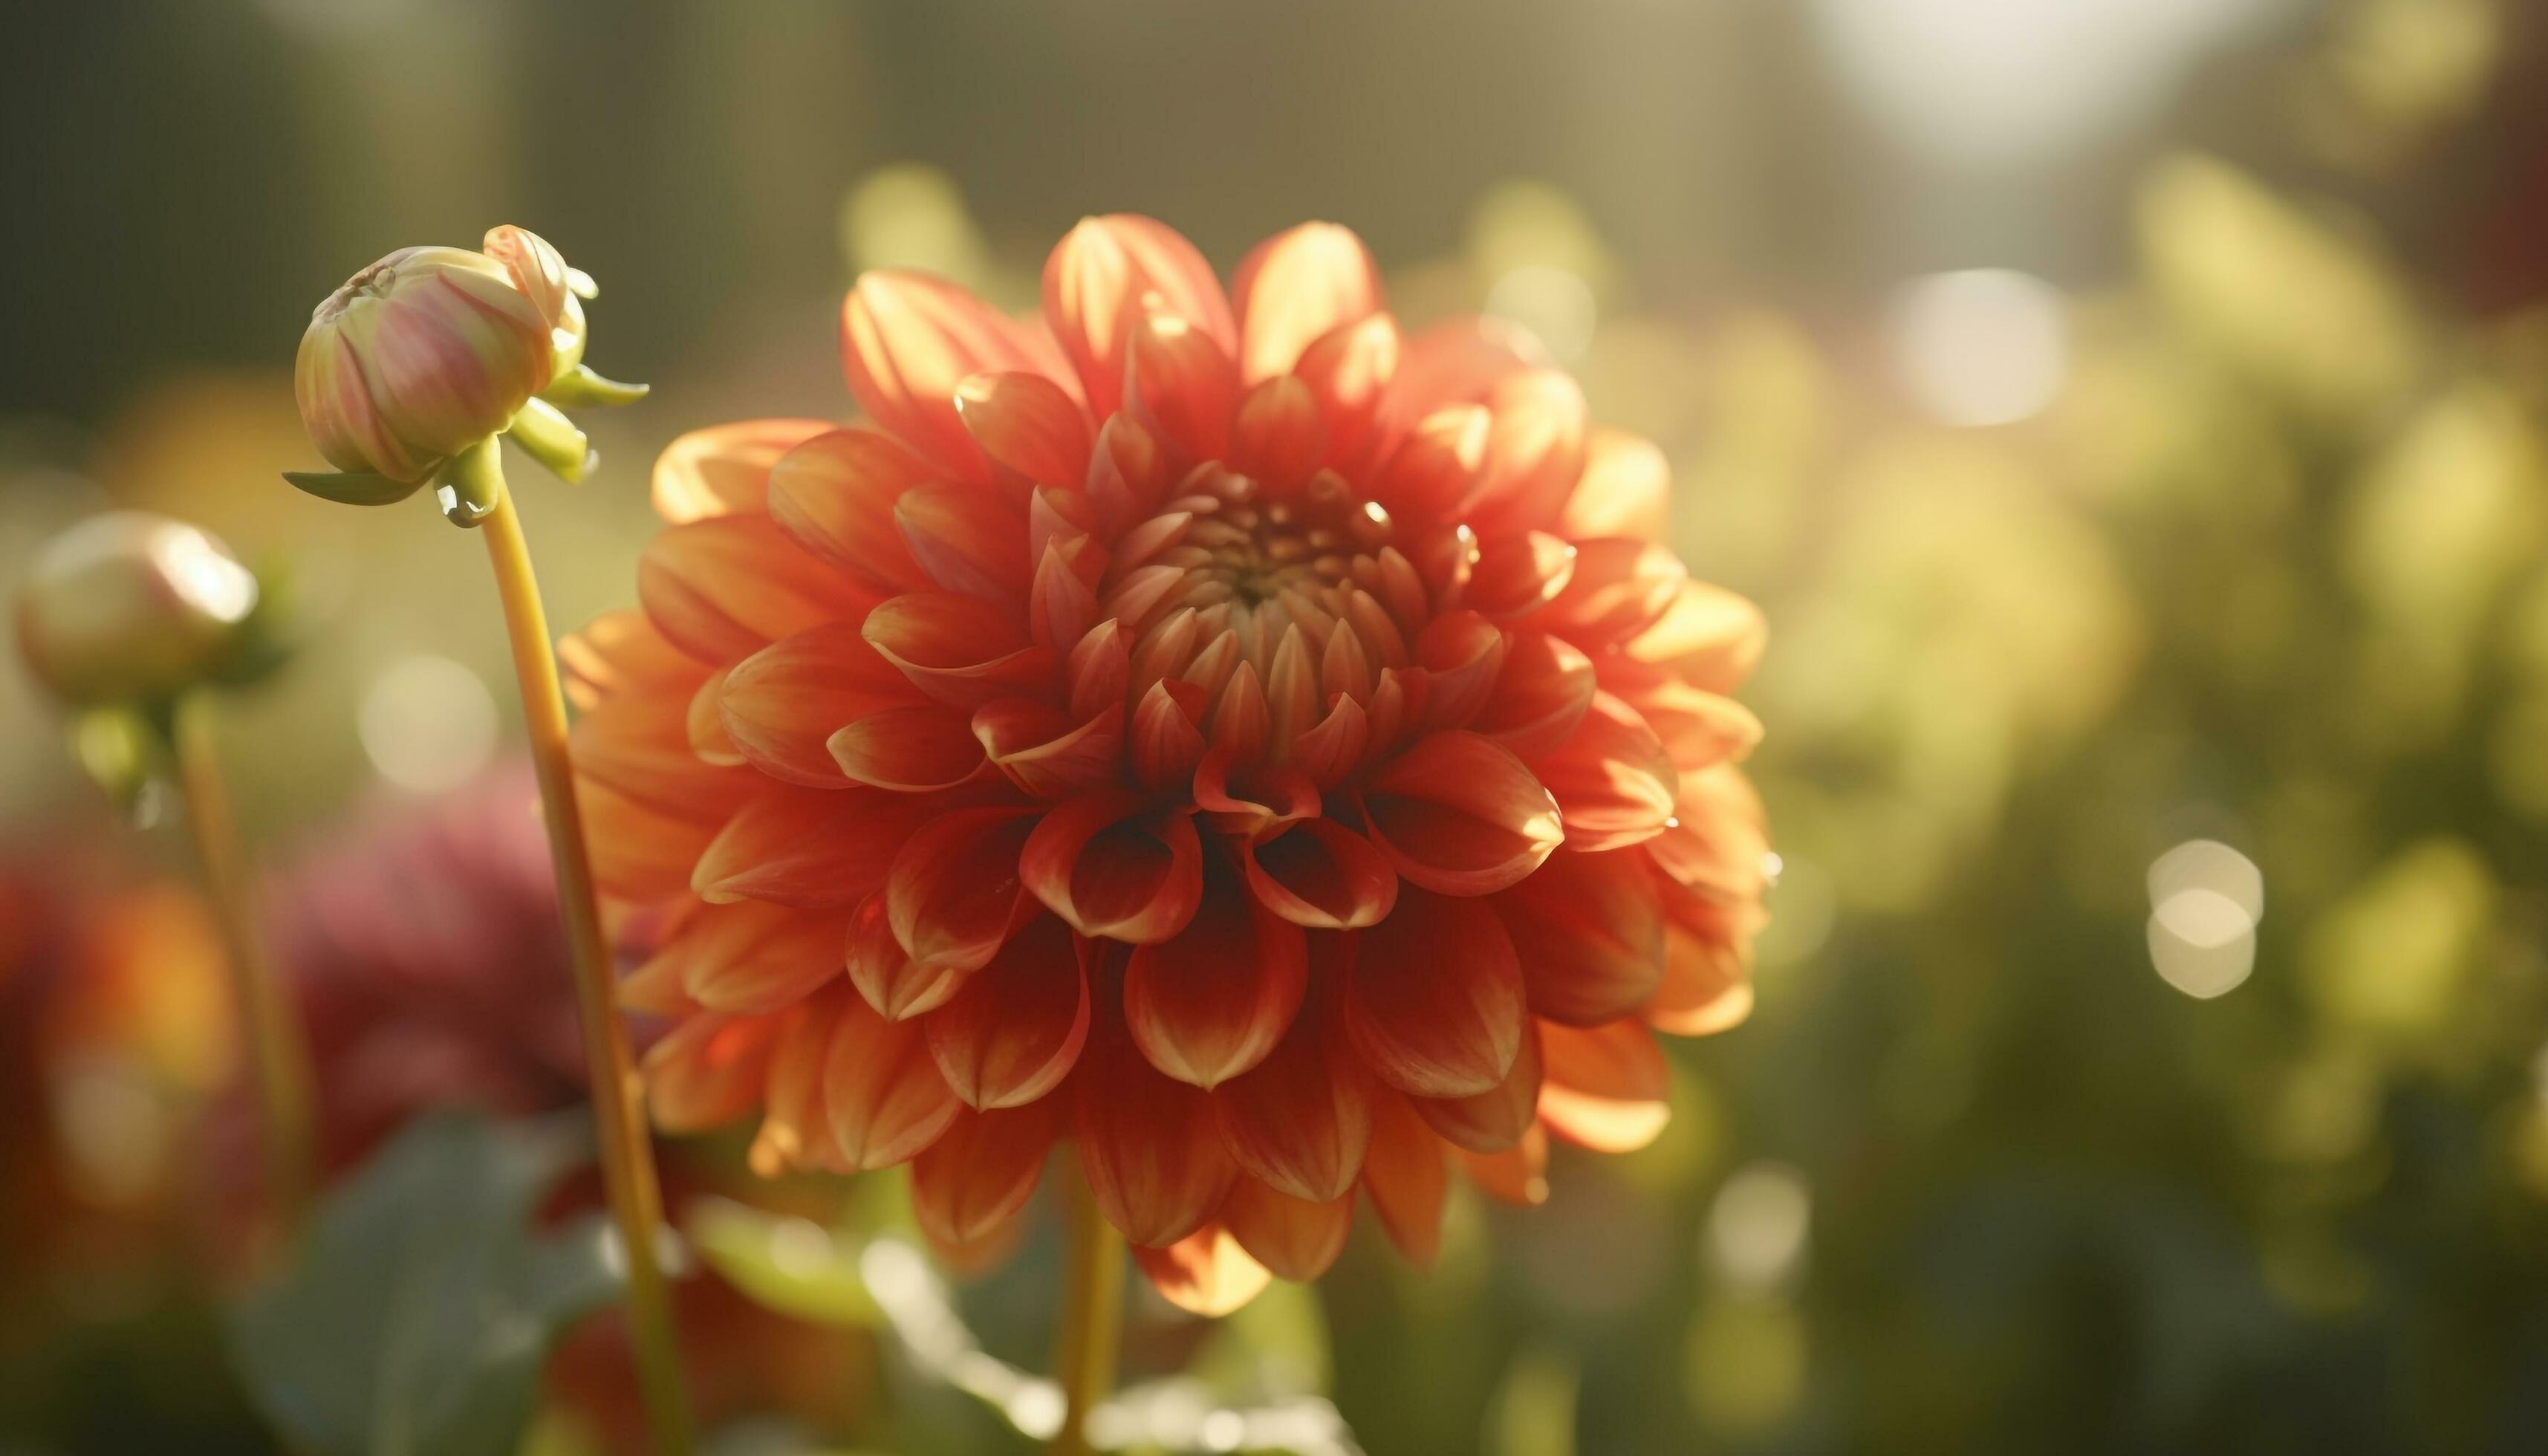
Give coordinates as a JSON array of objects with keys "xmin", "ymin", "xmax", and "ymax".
[
  {"xmin": 170, "ymin": 692, "xmax": 316, "ymax": 1242},
  {"xmin": 1050, "ymin": 1169, "xmax": 1125, "ymax": 1455},
  {"xmin": 477, "ymin": 461, "xmax": 695, "ymax": 1455}
]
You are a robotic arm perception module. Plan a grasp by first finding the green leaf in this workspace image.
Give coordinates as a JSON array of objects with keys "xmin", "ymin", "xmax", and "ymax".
[
  {"xmin": 282, "ymin": 469, "xmax": 427, "ymax": 507},
  {"xmin": 224, "ymin": 1114, "xmax": 623, "ymax": 1456},
  {"xmin": 684, "ymin": 1195, "xmax": 881, "ymax": 1330}
]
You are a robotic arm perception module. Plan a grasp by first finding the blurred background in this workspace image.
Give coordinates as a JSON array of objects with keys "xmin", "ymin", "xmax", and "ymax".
[{"xmin": 7, "ymin": 0, "xmax": 2548, "ymax": 1452}]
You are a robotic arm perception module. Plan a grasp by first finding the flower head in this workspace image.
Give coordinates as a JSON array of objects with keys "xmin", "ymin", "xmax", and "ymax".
[
  {"xmin": 15, "ymin": 511, "xmax": 261, "ymax": 706},
  {"xmin": 574, "ymin": 217, "xmax": 1770, "ymax": 1310}
]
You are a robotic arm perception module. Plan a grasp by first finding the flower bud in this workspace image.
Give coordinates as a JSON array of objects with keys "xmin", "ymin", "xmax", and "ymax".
[
  {"xmin": 14, "ymin": 512, "xmax": 261, "ymax": 706},
  {"xmin": 294, "ymin": 227, "xmax": 576, "ymax": 484}
]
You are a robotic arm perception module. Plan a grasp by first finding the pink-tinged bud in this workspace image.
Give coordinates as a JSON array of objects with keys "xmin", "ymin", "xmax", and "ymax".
[
  {"xmin": 294, "ymin": 228, "xmax": 576, "ymax": 484},
  {"xmin": 15, "ymin": 513, "xmax": 261, "ymax": 706}
]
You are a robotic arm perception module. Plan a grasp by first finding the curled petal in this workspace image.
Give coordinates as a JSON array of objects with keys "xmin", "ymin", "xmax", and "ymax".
[
  {"xmin": 1067, "ymin": 619, "xmax": 1131, "ymax": 720},
  {"xmin": 1232, "ymin": 222, "xmax": 1384, "ymax": 384},
  {"xmin": 1241, "ymin": 819, "xmax": 1397, "ymax": 930},
  {"xmin": 1464, "ymin": 530, "xmax": 1578, "ymax": 620},
  {"xmin": 1291, "ymin": 695, "xmax": 1370, "ymax": 790},
  {"xmin": 956, "ymin": 371, "xmax": 1091, "ymax": 489},
  {"xmin": 1221, "ymin": 1179, "xmax": 1352, "ymax": 1282},
  {"xmin": 924, "ymin": 914, "xmax": 1089, "ymax": 1108},
  {"xmin": 1531, "ymin": 692, "xmax": 1678, "ymax": 852},
  {"xmin": 721, "ymin": 623, "xmax": 926, "ymax": 787},
  {"xmin": 972, "ymin": 699, "xmax": 1124, "ymax": 799},
  {"xmin": 1044, "ymin": 214, "xmax": 1236, "ymax": 417},
  {"xmin": 693, "ymin": 788, "xmax": 933, "ymax": 909},
  {"xmin": 1460, "ymin": 1124, "xmax": 1550, "ymax": 1207},
  {"xmin": 829, "ymin": 706, "xmax": 988, "ymax": 791},
  {"xmin": 1193, "ymin": 749, "xmax": 1319, "ymax": 839},
  {"xmin": 846, "ymin": 891, "xmax": 968, "ymax": 1021},
  {"xmin": 1361, "ymin": 1091, "xmax": 1450, "ymax": 1264},
  {"xmin": 841, "ymin": 270, "xmax": 1041, "ymax": 472},
  {"xmin": 862, "ymin": 592, "xmax": 1052, "ymax": 708},
  {"xmin": 1533, "ymin": 537, "xmax": 1686, "ymax": 650},
  {"xmin": 1411, "ymin": 1019, "xmax": 1541, "ymax": 1154},
  {"xmin": 1213, "ymin": 993, "xmax": 1371, "ymax": 1202},
  {"xmin": 824, "ymin": 991, "xmax": 963, "ymax": 1170},
  {"xmin": 1124, "ymin": 871, "xmax": 1309, "ymax": 1088},
  {"xmin": 639, "ymin": 515, "xmax": 876, "ymax": 664},
  {"xmin": 1470, "ymin": 631, "xmax": 1596, "ymax": 761},
  {"xmin": 651, "ymin": 417, "xmax": 834, "ymax": 524},
  {"xmin": 1360, "ymin": 732, "xmax": 1564, "ymax": 897},
  {"xmin": 887, "ymin": 807, "xmax": 1039, "ymax": 975},
  {"xmin": 1498, "ymin": 846, "xmax": 1667, "ymax": 1025},
  {"xmin": 910, "ymin": 1102, "xmax": 1056, "ymax": 1249},
  {"xmin": 1345, "ymin": 887, "xmax": 1526, "ymax": 1098},
  {"xmin": 1558, "ymin": 428, "xmax": 1670, "ymax": 542},
  {"xmin": 646, "ymin": 1013, "xmax": 782, "ymax": 1134},
  {"xmin": 765, "ymin": 428, "xmax": 937, "ymax": 594},
  {"xmin": 1076, "ymin": 989, "xmax": 1241, "ymax": 1246},
  {"xmin": 1411, "ymin": 611, "xmax": 1506, "ymax": 729},
  {"xmin": 1131, "ymin": 678, "xmax": 1209, "ymax": 791},
  {"xmin": 1131, "ymin": 1224, "xmax": 1270, "ymax": 1317},
  {"xmin": 1021, "ymin": 790, "xmax": 1204, "ymax": 943},
  {"xmin": 1537, "ymin": 1018, "xmax": 1671, "ymax": 1152}
]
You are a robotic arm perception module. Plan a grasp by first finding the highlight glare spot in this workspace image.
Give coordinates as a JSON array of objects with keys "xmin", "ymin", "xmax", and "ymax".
[
  {"xmin": 1485, "ymin": 264, "xmax": 1599, "ymax": 364},
  {"xmin": 358, "ymin": 654, "xmax": 498, "ymax": 793},
  {"xmin": 1888, "ymin": 268, "xmax": 2071, "ymax": 426},
  {"xmin": 1707, "ymin": 1161, "xmax": 1813, "ymax": 1292},
  {"xmin": 2145, "ymin": 839, "xmax": 2263, "ymax": 999}
]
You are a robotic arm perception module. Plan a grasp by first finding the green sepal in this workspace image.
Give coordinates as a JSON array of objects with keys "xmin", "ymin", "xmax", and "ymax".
[
  {"xmin": 282, "ymin": 469, "xmax": 426, "ymax": 507},
  {"xmin": 505, "ymin": 397, "xmax": 594, "ymax": 484},
  {"xmin": 69, "ymin": 705, "xmax": 169, "ymax": 820},
  {"xmin": 541, "ymin": 363, "xmax": 651, "ymax": 409},
  {"xmin": 435, "ymin": 437, "xmax": 505, "ymax": 528}
]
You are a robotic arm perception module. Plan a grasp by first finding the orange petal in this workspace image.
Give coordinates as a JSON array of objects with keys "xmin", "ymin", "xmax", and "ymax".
[
  {"xmin": 1463, "ymin": 371, "xmax": 1588, "ymax": 536},
  {"xmin": 1593, "ymin": 654, "xmax": 1763, "ymax": 773},
  {"xmin": 886, "ymin": 806, "xmax": 1038, "ymax": 975},
  {"xmin": 1231, "ymin": 222, "xmax": 1384, "ymax": 385},
  {"xmin": 1076, "ymin": 988, "xmax": 1241, "ymax": 1247},
  {"xmin": 1128, "ymin": 309, "xmax": 1239, "ymax": 462},
  {"xmin": 1531, "ymin": 537, "xmax": 1686, "ymax": 651},
  {"xmin": 1360, "ymin": 731, "xmax": 1564, "ymax": 897},
  {"xmin": 862, "ymin": 592, "xmax": 1052, "ymax": 708},
  {"xmin": 1645, "ymin": 764, "xmax": 1770, "ymax": 906},
  {"xmin": 561, "ymin": 608, "xmax": 700, "ymax": 712},
  {"xmin": 1498, "ymin": 847, "xmax": 1667, "ymax": 1026},
  {"xmin": 765, "ymin": 428, "xmax": 937, "ymax": 595},
  {"xmin": 692, "ymin": 787, "xmax": 935, "ymax": 909},
  {"xmin": 1460, "ymin": 1123, "xmax": 1550, "ymax": 1206},
  {"xmin": 1470, "ymin": 630, "xmax": 1596, "ymax": 761},
  {"xmin": 1382, "ymin": 316, "xmax": 1538, "ymax": 428},
  {"xmin": 1043, "ymin": 214, "xmax": 1236, "ymax": 418},
  {"xmin": 829, "ymin": 705, "xmax": 989, "ymax": 791},
  {"xmin": 1410, "ymin": 1018, "xmax": 1541, "ymax": 1153},
  {"xmin": 1212, "ymin": 991, "xmax": 1371, "ymax": 1202},
  {"xmin": 1293, "ymin": 313, "xmax": 1399, "ymax": 461},
  {"xmin": 1241, "ymin": 819, "xmax": 1398, "ymax": 930},
  {"xmin": 895, "ymin": 481, "xmax": 1030, "ymax": 606},
  {"xmin": 1221, "ymin": 1178, "xmax": 1352, "ymax": 1282},
  {"xmin": 721, "ymin": 622, "xmax": 927, "ymax": 787},
  {"xmin": 1360, "ymin": 1091, "xmax": 1449, "ymax": 1264},
  {"xmin": 824, "ymin": 990, "xmax": 963, "ymax": 1170},
  {"xmin": 1536, "ymin": 1018, "xmax": 1671, "ymax": 1152},
  {"xmin": 581, "ymin": 779, "xmax": 716, "ymax": 902},
  {"xmin": 639, "ymin": 514, "xmax": 874, "ymax": 665},
  {"xmin": 910, "ymin": 1102, "xmax": 1056, "ymax": 1249},
  {"xmin": 651, "ymin": 417, "xmax": 835, "ymax": 524},
  {"xmin": 752, "ymin": 989, "xmax": 854, "ymax": 1174},
  {"xmin": 846, "ymin": 891, "xmax": 969, "ymax": 1021},
  {"xmin": 1530, "ymin": 692, "xmax": 1677, "ymax": 853},
  {"xmin": 1411, "ymin": 611, "xmax": 1507, "ymax": 730},
  {"xmin": 1624, "ymin": 579, "xmax": 1768, "ymax": 695},
  {"xmin": 640, "ymin": 898, "xmax": 848, "ymax": 1015},
  {"xmin": 568, "ymin": 691, "xmax": 742, "ymax": 823},
  {"xmin": 956, "ymin": 371, "xmax": 1092, "ymax": 490},
  {"xmin": 1229, "ymin": 376, "xmax": 1326, "ymax": 488},
  {"xmin": 972, "ymin": 699, "xmax": 1124, "ymax": 799},
  {"xmin": 840, "ymin": 270, "xmax": 1041, "ymax": 472},
  {"xmin": 923, "ymin": 914, "xmax": 1089, "ymax": 1109},
  {"xmin": 1124, "ymin": 871, "xmax": 1309, "ymax": 1088},
  {"xmin": 645, "ymin": 1012, "xmax": 783, "ymax": 1134},
  {"xmin": 1463, "ymin": 530, "xmax": 1579, "ymax": 621},
  {"xmin": 1021, "ymin": 790, "xmax": 1204, "ymax": 943},
  {"xmin": 1345, "ymin": 887, "xmax": 1526, "ymax": 1098},
  {"xmin": 1557, "ymin": 428, "xmax": 1669, "ymax": 542},
  {"xmin": 1131, "ymin": 1223, "xmax": 1271, "ymax": 1317}
]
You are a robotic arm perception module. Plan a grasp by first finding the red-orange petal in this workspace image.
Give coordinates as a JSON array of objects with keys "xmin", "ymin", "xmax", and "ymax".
[
  {"xmin": 862, "ymin": 592, "xmax": 1052, "ymax": 709},
  {"xmin": 923, "ymin": 914, "xmax": 1089, "ymax": 1109},
  {"xmin": 640, "ymin": 897, "xmax": 848, "ymax": 1015},
  {"xmin": 909, "ymin": 1102, "xmax": 1056, "ymax": 1249},
  {"xmin": 823, "ymin": 990, "xmax": 963, "ymax": 1170},
  {"xmin": 1213, "ymin": 995, "xmax": 1371, "ymax": 1202},
  {"xmin": 1557, "ymin": 428, "xmax": 1670, "ymax": 542},
  {"xmin": 886, "ymin": 807, "xmax": 1038, "ymax": 975},
  {"xmin": 1021, "ymin": 790, "xmax": 1204, "ymax": 943},
  {"xmin": 1533, "ymin": 537, "xmax": 1687, "ymax": 651},
  {"xmin": 765, "ymin": 428, "xmax": 938, "ymax": 595},
  {"xmin": 972, "ymin": 699, "xmax": 1124, "ymax": 799},
  {"xmin": 1241, "ymin": 819, "xmax": 1398, "ymax": 930},
  {"xmin": 1043, "ymin": 215, "xmax": 1236, "ymax": 418},
  {"xmin": 1128, "ymin": 308, "xmax": 1240, "ymax": 462},
  {"xmin": 1344, "ymin": 887, "xmax": 1526, "ymax": 1098},
  {"xmin": 1410, "ymin": 1018, "xmax": 1542, "ymax": 1154},
  {"xmin": 1460, "ymin": 1124, "xmax": 1550, "ymax": 1207},
  {"xmin": 1360, "ymin": 1091, "xmax": 1449, "ymax": 1264},
  {"xmin": 1464, "ymin": 530, "xmax": 1579, "ymax": 620},
  {"xmin": 638, "ymin": 515, "xmax": 876, "ymax": 665},
  {"xmin": 645, "ymin": 1012, "xmax": 783, "ymax": 1134},
  {"xmin": 955, "ymin": 371, "xmax": 1091, "ymax": 490},
  {"xmin": 651, "ymin": 417, "xmax": 834, "ymax": 524},
  {"xmin": 828, "ymin": 705, "xmax": 989, "ymax": 792},
  {"xmin": 1624, "ymin": 579, "xmax": 1769, "ymax": 695},
  {"xmin": 894, "ymin": 481, "xmax": 1030, "ymax": 607},
  {"xmin": 1221, "ymin": 1178, "xmax": 1353, "ymax": 1282},
  {"xmin": 1131, "ymin": 1223, "xmax": 1271, "ymax": 1317},
  {"xmin": 692, "ymin": 788, "xmax": 933, "ymax": 909},
  {"xmin": 721, "ymin": 622, "xmax": 927, "ymax": 787},
  {"xmin": 840, "ymin": 270, "xmax": 1041, "ymax": 473},
  {"xmin": 845, "ymin": 891, "xmax": 969, "ymax": 1021},
  {"xmin": 1076, "ymin": 992, "xmax": 1241, "ymax": 1247},
  {"xmin": 1469, "ymin": 631, "xmax": 1596, "ymax": 761},
  {"xmin": 1498, "ymin": 846, "xmax": 1668, "ymax": 1025},
  {"xmin": 1293, "ymin": 313, "xmax": 1399, "ymax": 461},
  {"xmin": 1231, "ymin": 221, "xmax": 1384, "ymax": 384},
  {"xmin": 1593, "ymin": 654, "xmax": 1763, "ymax": 773},
  {"xmin": 1360, "ymin": 731, "xmax": 1564, "ymax": 897},
  {"xmin": 1530, "ymin": 691, "xmax": 1678, "ymax": 852},
  {"xmin": 1537, "ymin": 1018, "xmax": 1671, "ymax": 1152},
  {"xmin": 568, "ymin": 691, "xmax": 742, "ymax": 823},
  {"xmin": 582, "ymin": 779, "xmax": 717, "ymax": 901},
  {"xmin": 1123, "ymin": 874, "xmax": 1309, "ymax": 1089}
]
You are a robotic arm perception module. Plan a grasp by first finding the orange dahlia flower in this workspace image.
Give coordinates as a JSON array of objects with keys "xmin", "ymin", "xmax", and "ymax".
[{"xmin": 571, "ymin": 217, "xmax": 1769, "ymax": 1313}]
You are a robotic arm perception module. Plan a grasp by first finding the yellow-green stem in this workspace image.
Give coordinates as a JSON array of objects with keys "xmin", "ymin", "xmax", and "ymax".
[
  {"xmin": 171, "ymin": 692, "xmax": 316, "ymax": 1242},
  {"xmin": 1050, "ymin": 1169, "xmax": 1125, "ymax": 1455},
  {"xmin": 479, "ymin": 472, "xmax": 695, "ymax": 1455}
]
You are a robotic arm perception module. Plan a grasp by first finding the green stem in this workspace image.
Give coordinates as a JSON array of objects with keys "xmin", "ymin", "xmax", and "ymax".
[{"xmin": 1050, "ymin": 1169, "xmax": 1126, "ymax": 1455}]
